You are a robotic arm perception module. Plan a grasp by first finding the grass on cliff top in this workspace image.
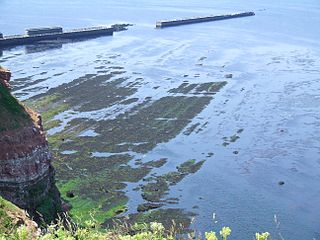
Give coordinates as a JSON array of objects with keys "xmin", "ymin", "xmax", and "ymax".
[
  {"xmin": 0, "ymin": 197, "xmax": 18, "ymax": 232},
  {"xmin": 0, "ymin": 85, "xmax": 31, "ymax": 132},
  {"xmin": 0, "ymin": 197, "xmax": 37, "ymax": 236},
  {"xmin": 0, "ymin": 197, "xmax": 271, "ymax": 240}
]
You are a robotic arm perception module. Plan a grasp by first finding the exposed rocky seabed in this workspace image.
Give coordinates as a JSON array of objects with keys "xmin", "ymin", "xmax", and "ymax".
[{"xmin": 1, "ymin": 0, "xmax": 320, "ymax": 239}]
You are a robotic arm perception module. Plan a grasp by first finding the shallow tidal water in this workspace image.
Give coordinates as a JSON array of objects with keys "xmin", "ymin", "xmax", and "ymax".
[{"xmin": 1, "ymin": 0, "xmax": 320, "ymax": 239}]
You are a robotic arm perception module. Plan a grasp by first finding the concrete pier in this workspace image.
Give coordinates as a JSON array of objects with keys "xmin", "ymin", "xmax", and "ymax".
[
  {"xmin": 0, "ymin": 26, "xmax": 114, "ymax": 48},
  {"xmin": 156, "ymin": 12, "xmax": 255, "ymax": 28}
]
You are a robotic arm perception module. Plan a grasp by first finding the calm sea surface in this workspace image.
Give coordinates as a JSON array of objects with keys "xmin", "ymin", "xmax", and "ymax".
[{"xmin": 1, "ymin": 0, "xmax": 320, "ymax": 239}]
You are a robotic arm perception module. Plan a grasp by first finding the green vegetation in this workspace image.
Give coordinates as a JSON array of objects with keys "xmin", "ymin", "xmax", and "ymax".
[
  {"xmin": 0, "ymin": 196, "xmax": 271, "ymax": 240},
  {"xmin": 25, "ymin": 94, "xmax": 58, "ymax": 110},
  {"xmin": 169, "ymin": 82, "xmax": 227, "ymax": 95},
  {"xmin": 141, "ymin": 159, "xmax": 205, "ymax": 203},
  {"xmin": 25, "ymin": 94, "xmax": 67, "ymax": 131},
  {"xmin": 0, "ymin": 197, "xmax": 37, "ymax": 237},
  {"xmin": 57, "ymin": 175, "xmax": 129, "ymax": 224},
  {"xmin": 0, "ymin": 197, "xmax": 18, "ymax": 233},
  {"xmin": 0, "ymin": 219, "xmax": 270, "ymax": 240},
  {"xmin": 0, "ymin": 85, "xmax": 30, "ymax": 132},
  {"xmin": 36, "ymin": 188, "xmax": 62, "ymax": 224},
  {"xmin": 41, "ymin": 103, "xmax": 68, "ymax": 123}
]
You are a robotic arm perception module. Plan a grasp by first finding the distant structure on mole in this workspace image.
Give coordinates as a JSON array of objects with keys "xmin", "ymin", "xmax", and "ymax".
[{"xmin": 156, "ymin": 12, "xmax": 255, "ymax": 28}]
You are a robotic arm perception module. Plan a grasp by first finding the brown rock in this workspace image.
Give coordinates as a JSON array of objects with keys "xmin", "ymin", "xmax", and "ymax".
[
  {"xmin": 0, "ymin": 68, "xmax": 62, "ymax": 223},
  {"xmin": 0, "ymin": 67, "xmax": 12, "ymax": 89}
]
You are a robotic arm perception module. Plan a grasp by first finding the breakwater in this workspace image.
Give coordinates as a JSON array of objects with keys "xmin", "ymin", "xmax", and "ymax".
[
  {"xmin": 0, "ymin": 26, "xmax": 114, "ymax": 48},
  {"xmin": 156, "ymin": 12, "xmax": 255, "ymax": 28}
]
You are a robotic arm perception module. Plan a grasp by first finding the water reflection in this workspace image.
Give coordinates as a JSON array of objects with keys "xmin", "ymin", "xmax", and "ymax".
[
  {"xmin": 25, "ymin": 41, "xmax": 63, "ymax": 54},
  {"xmin": 1, "ymin": 0, "xmax": 320, "ymax": 239}
]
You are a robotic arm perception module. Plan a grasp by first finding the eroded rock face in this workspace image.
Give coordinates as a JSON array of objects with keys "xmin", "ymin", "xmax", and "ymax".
[
  {"xmin": 0, "ymin": 68, "xmax": 61, "ymax": 222},
  {"xmin": 0, "ymin": 67, "xmax": 12, "ymax": 89}
]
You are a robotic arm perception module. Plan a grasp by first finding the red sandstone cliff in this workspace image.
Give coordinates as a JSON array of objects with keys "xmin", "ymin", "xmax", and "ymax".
[
  {"xmin": 0, "ymin": 67, "xmax": 62, "ymax": 222},
  {"xmin": 0, "ymin": 67, "xmax": 11, "ymax": 89}
]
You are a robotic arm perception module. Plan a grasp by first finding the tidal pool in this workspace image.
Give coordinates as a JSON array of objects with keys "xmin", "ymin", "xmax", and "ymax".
[{"xmin": 1, "ymin": 0, "xmax": 320, "ymax": 239}]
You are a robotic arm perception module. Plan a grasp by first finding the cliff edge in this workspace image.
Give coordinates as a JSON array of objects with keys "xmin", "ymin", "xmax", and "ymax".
[
  {"xmin": 0, "ymin": 196, "xmax": 39, "ymax": 237},
  {"xmin": 0, "ymin": 67, "xmax": 62, "ymax": 223}
]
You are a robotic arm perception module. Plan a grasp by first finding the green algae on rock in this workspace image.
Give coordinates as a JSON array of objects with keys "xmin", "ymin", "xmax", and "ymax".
[
  {"xmin": 169, "ymin": 81, "xmax": 227, "ymax": 95},
  {"xmin": 222, "ymin": 129, "xmax": 244, "ymax": 146},
  {"xmin": 104, "ymin": 208, "xmax": 196, "ymax": 231},
  {"xmin": 21, "ymin": 68, "xmax": 219, "ymax": 225},
  {"xmin": 141, "ymin": 159, "xmax": 205, "ymax": 203}
]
